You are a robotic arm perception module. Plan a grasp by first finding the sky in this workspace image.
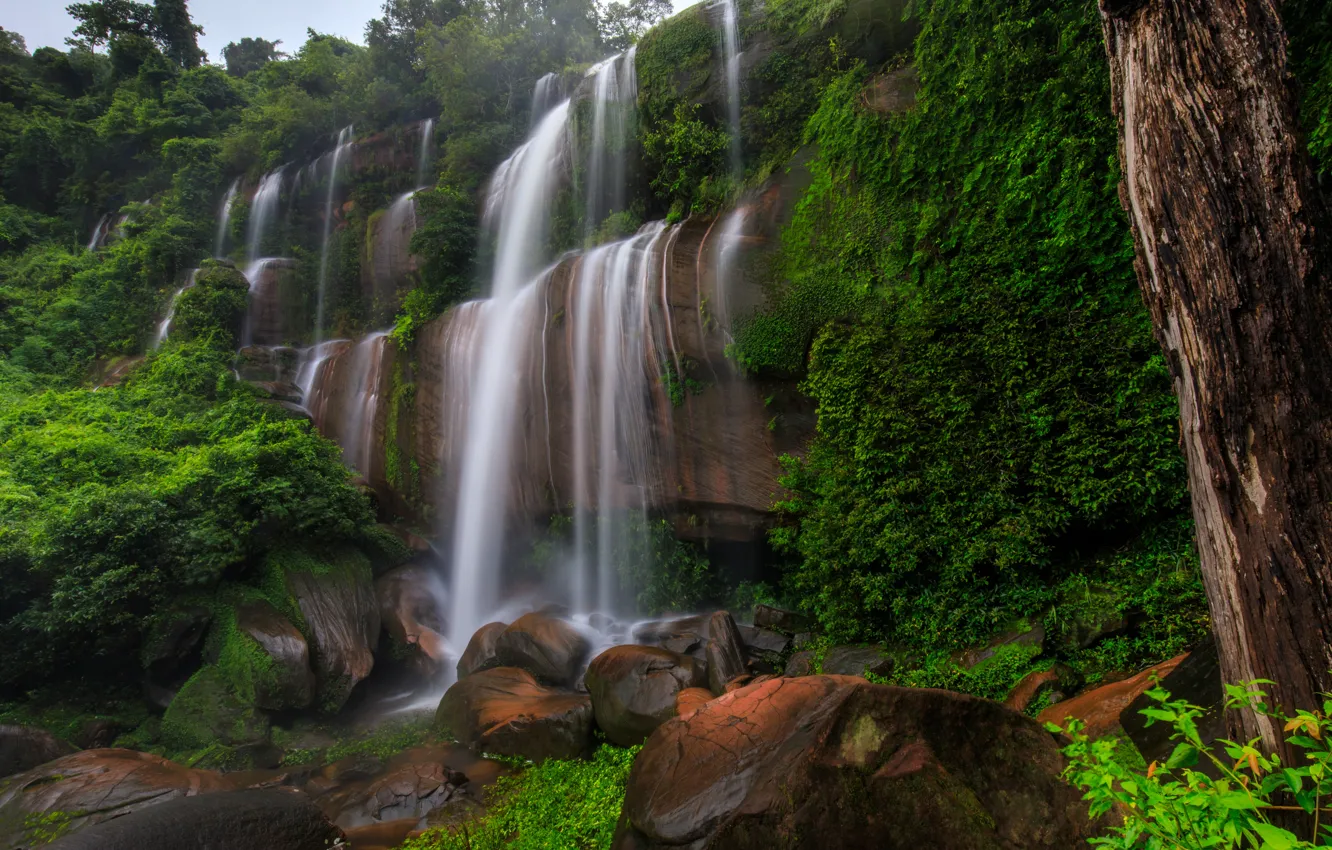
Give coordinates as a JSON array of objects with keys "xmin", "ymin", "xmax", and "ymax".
[{"xmin": 5, "ymin": 0, "xmax": 700, "ymax": 59}]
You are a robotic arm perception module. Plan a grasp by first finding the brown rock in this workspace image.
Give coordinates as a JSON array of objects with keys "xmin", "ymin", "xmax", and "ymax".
[
  {"xmin": 614, "ymin": 676, "xmax": 1094, "ymax": 850},
  {"xmin": 674, "ymin": 687, "xmax": 714, "ymax": 717},
  {"xmin": 822, "ymin": 644, "xmax": 894, "ymax": 679},
  {"xmin": 783, "ymin": 651, "xmax": 815, "ymax": 678},
  {"xmin": 43, "ymin": 788, "xmax": 343, "ymax": 850},
  {"xmin": 723, "ymin": 674, "xmax": 754, "ymax": 693},
  {"xmin": 704, "ymin": 612, "xmax": 747, "ymax": 695},
  {"xmin": 493, "ymin": 613, "xmax": 591, "ymax": 686},
  {"xmin": 1038, "ymin": 653, "xmax": 1188, "ymax": 739},
  {"xmin": 1005, "ymin": 664, "xmax": 1081, "ymax": 714},
  {"xmin": 457, "ymin": 622, "xmax": 507, "ymax": 679},
  {"xmin": 738, "ymin": 625, "xmax": 790, "ymax": 655},
  {"xmin": 236, "ymin": 599, "xmax": 316, "ymax": 710},
  {"xmin": 436, "ymin": 667, "xmax": 593, "ymax": 762},
  {"xmin": 753, "ymin": 604, "xmax": 811, "ymax": 634},
  {"xmin": 0, "ymin": 749, "xmax": 234, "ymax": 849},
  {"xmin": 376, "ymin": 565, "xmax": 448, "ymax": 668},
  {"xmin": 283, "ymin": 559, "xmax": 380, "ymax": 711},
  {"xmin": 585, "ymin": 646, "xmax": 707, "ymax": 746},
  {"xmin": 0, "ymin": 726, "xmax": 75, "ymax": 780}
]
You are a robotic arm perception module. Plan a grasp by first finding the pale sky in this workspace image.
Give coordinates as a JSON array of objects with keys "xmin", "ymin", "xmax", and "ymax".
[{"xmin": 5, "ymin": 0, "xmax": 699, "ymax": 60}]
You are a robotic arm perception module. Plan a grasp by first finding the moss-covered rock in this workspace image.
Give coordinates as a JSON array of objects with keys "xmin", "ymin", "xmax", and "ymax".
[{"xmin": 161, "ymin": 665, "xmax": 270, "ymax": 751}]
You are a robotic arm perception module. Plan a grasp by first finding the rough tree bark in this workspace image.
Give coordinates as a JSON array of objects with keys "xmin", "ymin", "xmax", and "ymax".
[{"xmin": 1098, "ymin": 0, "xmax": 1332, "ymax": 754}]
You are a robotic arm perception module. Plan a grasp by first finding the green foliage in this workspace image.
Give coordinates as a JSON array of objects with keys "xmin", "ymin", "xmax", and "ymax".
[
  {"xmin": 618, "ymin": 517, "xmax": 718, "ymax": 614},
  {"xmin": 170, "ymin": 263, "xmax": 248, "ymax": 348},
  {"xmin": 659, "ymin": 355, "xmax": 705, "ymax": 406},
  {"xmin": 402, "ymin": 744, "xmax": 640, "ymax": 850},
  {"xmin": 1057, "ymin": 682, "xmax": 1332, "ymax": 848},
  {"xmin": 641, "ymin": 102, "xmax": 730, "ymax": 213},
  {"xmin": 878, "ymin": 642, "xmax": 1047, "ymax": 703},
  {"xmin": 753, "ymin": 0, "xmax": 1198, "ymax": 653},
  {"xmin": 1288, "ymin": 0, "xmax": 1332, "ymax": 177}
]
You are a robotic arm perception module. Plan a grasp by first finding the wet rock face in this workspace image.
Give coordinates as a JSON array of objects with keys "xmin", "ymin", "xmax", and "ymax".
[
  {"xmin": 493, "ymin": 613, "xmax": 592, "ymax": 686},
  {"xmin": 821, "ymin": 644, "xmax": 894, "ymax": 679},
  {"xmin": 458, "ymin": 622, "xmax": 507, "ymax": 679},
  {"xmin": 375, "ymin": 565, "xmax": 448, "ymax": 670},
  {"xmin": 42, "ymin": 788, "xmax": 343, "ymax": 850},
  {"xmin": 436, "ymin": 667, "xmax": 594, "ymax": 762},
  {"xmin": 235, "ymin": 600, "xmax": 316, "ymax": 711},
  {"xmin": 584, "ymin": 646, "xmax": 708, "ymax": 747},
  {"xmin": 1038, "ymin": 653, "xmax": 1188, "ymax": 739},
  {"xmin": 0, "ymin": 749, "xmax": 234, "ymax": 849},
  {"xmin": 283, "ymin": 562, "xmax": 380, "ymax": 711},
  {"xmin": 614, "ymin": 676, "xmax": 1094, "ymax": 850},
  {"xmin": 142, "ymin": 606, "xmax": 213, "ymax": 709},
  {"xmin": 0, "ymin": 726, "xmax": 75, "ymax": 780},
  {"xmin": 703, "ymin": 612, "xmax": 747, "ymax": 694}
]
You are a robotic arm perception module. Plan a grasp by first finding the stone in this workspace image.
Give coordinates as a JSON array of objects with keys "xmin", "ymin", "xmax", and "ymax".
[
  {"xmin": 1122, "ymin": 640, "xmax": 1224, "ymax": 774},
  {"xmin": 674, "ymin": 688, "xmax": 714, "ymax": 717},
  {"xmin": 493, "ymin": 613, "xmax": 592, "ymax": 686},
  {"xmin": 43, "ymin": 788, "xmax": 343, "ymax": 850},
  {"xmin": 1039, "ymin": 653, "xmax": 1188, "ymax": 739},
  {"xmin": 281, "ymin": 553, "xmax": 380, "ymax": 711},
  {"xmin": 235, "ymin": 600, "xmax": 316, "ymax": 711},
  {"xmin": 783, "ymin": 651, "xmax": 816, "ymax": 678},
  {"xmin": 161, "ymin": 665, "xmax": 271, "ymax": 751},
  {"xmin": 457, "ymin": 622, "xmax": 507, "ymax": 679},
  {"xmin": 1004, "ymin": 664, "xmax": 1081, "ymax": 714},
  {"xmin": 704, "ymin": 611, "xmax": 747, "ymax": 695},
  {"xmin": 324, "ymin": 756, "xmax": 468, "ymax": 830},
  {"xmin": 613, "ymin": 676, "xmax": 1094, "ymax": 850},
  {"xmin": 864, "ymin": 64, "xmax": 921, "ymax": 115},
  {"xmin": 0, "ymin": 749, "xmax": 234, "ymax": 849},
  {"xmin": 753, "ymin": 605, "xmax": 811, "ymax": 634},
  {"xmin": 737, "ymin": 625, "xmax": 791, "ymax": 655},
  {"xmin": 0, "ymin": 726, "xmax": 75, "ymax": 780},
  {"xmin": 72, "ymin": 719, "xmax": 121, "ymax": 750},
  {"xmin": 142, "ymin": 605, "xmax": 213, "ymax": 708},
  {"xmin": 436, "ymin": 667, "xmax": 593, "ymax": 762},
  {"xmin": 958, "ymin": 622, "xmax": 1046, "ymax": 670},
  {"xmin": 376, "ymin": 565, "xmax": 448, "ymax": 669},
  {"xmin": 821, "ymin": 644, "xmax": 893, "ymax": 678},
  {"xmin": 584, "ymin": 646, "xmax": 707, "ymax": 746}
]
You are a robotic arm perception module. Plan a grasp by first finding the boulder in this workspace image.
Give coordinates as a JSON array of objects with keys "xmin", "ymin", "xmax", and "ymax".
[
  {"xmin": 783, "ymin": 651, "xmax": 816, "ymax": 678},
  {"xmin": 457, "ymin": 622, "xmax": 507, "ymax": 679},
  {"xmin": 738, "ymin": 625, "xmax": 791, "ymax": 655},
  {"xmin": 44, "ymin": 789, "xmax": 343, "ymax": 850},
  {"xmin": 324, "ymin": 756, "xmax": 469, "ymax": 829},
  {"xmin": 613, "ymin": 676, "xmax": 1094, "ymax": 850},
  {"xmin": 0, "ymin": 726, "xmax": 75, "ymax": 780},
  {"xmin": 236, "ymin": 600, "xmax": 316, "ymax": 710},
  {"xmin": 1038, "ymin": 653, "xmax": 1188, "ymax": 739},
  {"xmin": 1004, "ymin": 664, "xmax": 1081, "ymax": 714},
  {"xmin": 436, "ymin": 667, "xmax": 594, "ymax": 762},
  {"xmin": 0, "ymin": 749, "xmax": 233, "ymax": 849},
  {"xmin": 753, "ymin": 605, "xmax": 811, "ymax": 634},
  {"xmin": 376, "ymin": 565, "xmax": 448, "ymax": 668},
  {"xmin": 282, "ymin": 554, "xmax": 380, "ymax": 711},
  {"xmin": 142, "ymin": 606, "xmax": 213, "ymax": 708},
  {"xmin": 493, "ymin": 613, "xmax": 591, "ymax": 686},
  {"xmin": 958, "ymin": 622, "xmax": 1045, "ymax": 670},
  {"xmin": 674, "ymin": 688, "xmax": 714, "ymax": 717},
  {"xmin": 584, "ymin": 646, "xmax": 707, "ymax": 746},
  {"xmin": 632, "ymin": 615, "xmax": 711, "ymax": 658},
  {"xmin": 161, "ymin": 665, "xmax": 271, "ymax": 751},
  {"xmin": 704, "ymin": 612, "xmax": 747, "ymax": 694},
  {"xmin": 822, "ymin": 644, "xmax": 893, "ymax": 679},
  {"xmin": 1122, "ymin": 640, "xmax": 1223, "ymax": 774}
]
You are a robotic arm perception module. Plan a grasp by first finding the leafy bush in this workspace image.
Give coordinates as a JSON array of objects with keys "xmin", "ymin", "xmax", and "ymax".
[
  {"xmin": 403, "ymin": 744, "xmax": 640, "ymax": 850},
  {"xmin": 1057, "ymin": 682, "xmax": 1332, "ymax": 848}
]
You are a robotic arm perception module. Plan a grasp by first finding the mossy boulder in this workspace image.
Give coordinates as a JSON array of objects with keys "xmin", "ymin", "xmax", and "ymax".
[
  {"xmin": 234, "ymin": 600, "xmax": 316, "ymax": 711},
  {"xmin": 161, "ymin": 665, "xmax": 270, "ymax": 752},
  {"xmin": 170, "ymin": 264, "xmax": 249, "ymax": 347}
]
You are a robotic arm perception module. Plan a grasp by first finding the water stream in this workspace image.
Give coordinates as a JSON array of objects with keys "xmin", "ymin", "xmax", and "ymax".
[
  {"xmin": 214, "ymin": 179, "xmax": 239, "ymax": 258},
  {"xmin": 316, "ymin": 126, "xmax": 355, "ymax": 345}
]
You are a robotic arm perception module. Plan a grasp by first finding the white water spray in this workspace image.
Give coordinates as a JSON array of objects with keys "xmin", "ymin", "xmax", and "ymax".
[
  {"xmin": 316, "ymin": 126, "xmax": 355, "ymax": 345},
  {"xmin": 214, "ymin": 179, "xmax": 239, "ymax": 258}
]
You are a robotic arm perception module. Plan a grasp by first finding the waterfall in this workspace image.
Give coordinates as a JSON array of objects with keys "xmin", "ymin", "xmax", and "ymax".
[
  {"xmin": 711, "ymin": 207, "xmax": 749, "ymax": 339},
  {"xmin": 294, "ymin": 339, "xmax": 350, "ymax": 416},
  {"xmin": 446, "ymin": 98, "xmax": 571, "ymax": 654},
  {"xmin": 417, "ymin": 119, "xmax": 435, "ymax": 187},
  {"xmin": 87, "ymin": 215, "xmax": 109, "ymax": 252},
  {"xmin": 569, "ymin": 223, "xmax": 671, "ymax": 614},
  {"xmin": 214, "ymin": 179, "xmax": 239, "ymax": 258},
  {"xmin": 584, "ymin": 50, "xmax": 638, "ymax": 238},
  {"xmin": 245, "ymin": 168, "xmax": 285, "ymax": 263},
  {"xmin": 316, "ymin": 126, "xmax": 355, "ymax": 346},
  {"xmin": 338, "ymin": 331, "xmax": 391, "ymax": 479},
  {"xmin": 532, "ymin": 73, "xmax": 561, "ymax": 128},
  {"xmin": 719, "ymin": 0, "xmax": 743, "ymax": 179},
  {"xmin": 375, "ymin": 191, "xmax": 420, "ymax": 293},
  {"xmin": 153, "ymin": 269, "xmax": 198, "ymax": 348}
]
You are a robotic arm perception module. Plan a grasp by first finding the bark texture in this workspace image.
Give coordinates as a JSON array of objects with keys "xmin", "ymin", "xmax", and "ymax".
[{"xmin": 1099, "ymin": 0, "xmax": 1332, "ymax": 751}]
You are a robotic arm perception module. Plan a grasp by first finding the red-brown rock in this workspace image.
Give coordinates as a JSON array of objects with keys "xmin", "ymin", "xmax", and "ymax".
[
  {"xmin": 457, "ymin": 622, "xmax": 507, "ymax": 679},
  {"xmin": 703, "ymin": 611, "xmax": 747, "ymax": 695},
  {"xmin": 0, "ymin": 726, "xmax": 75, "ymax": 780},
  {"xmin": 674, "ymin": 687, "xmax": 714, "ymax": 717},
  {"xmin": 436, "ymin": 667, "xmax": 593, "ymax": 762},
  {"xmin": 376, "ymin": 565, "xmax": 448, "ymax": 669},
  {"xmin": 613, "ymin": 676, "xmax": 1094, "ymax": 850},
  {"xmin": 493, "ymin": 613, "xmax": 591, "ymax": 686},
  {"xmin": 584, "ymin": 646, "xmax": 707, "ymax": 746},
  {"xmin": 1038, "ymin": 654, "xmax": 1187, "ymax": 739}
]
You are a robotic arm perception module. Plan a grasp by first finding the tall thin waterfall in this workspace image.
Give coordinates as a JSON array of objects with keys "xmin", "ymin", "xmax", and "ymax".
[
  {"xmin": 338, "ymin": 331, "xmax": 391, "ymax": 478},
  {"xmin": 446, "ymin": 99, "xmax": 571, "ymax": 654},
  {"xmin": 719, "ymin": 0, "xmax": 743, "ymax": 179},
  {"xmin": 246, "ymin": 168, "xmax": 285, "ymax": 263},
  {"xmin": 416, "ymin": 119, "xmax": 435, "ymax": 187},
  {"xmin": 316, "ymin": 126, "xmax": 355, "ymax": 345},
  {"xmin": 154, "ymin": 269, "xmax": 198, "ymax": 348},
  {"xmin": 712, "ymin": 206, "xmax": 748, "ymax": 339},
  {"xmin": 87, "ymin": 215, "xmax": 109, "ymax": 252},
  {"xmin": 569, "ymin": 223, "xmax": 670, "ymax": 613},
  {"xmin": 532, "ymin": 73, "xmax": 561, "ymax": 128},
  {"xmin": 584, "ymin": 49, "xmax": 638, "ymax": 237},
  {"xmin": 214, "ymin": 179, "xmax": 239, "ymax": 258}
]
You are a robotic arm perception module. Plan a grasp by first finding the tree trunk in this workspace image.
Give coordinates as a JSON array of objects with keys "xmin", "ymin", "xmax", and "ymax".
[{"xmin": 1098, "ymin": 0, "xmax": 1332, "ymax": 755}]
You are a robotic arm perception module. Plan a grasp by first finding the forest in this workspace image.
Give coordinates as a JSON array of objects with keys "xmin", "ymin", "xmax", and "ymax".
[{"xmin": 0, "ymin": 0, "xmax": 1331, "ymax": 847}]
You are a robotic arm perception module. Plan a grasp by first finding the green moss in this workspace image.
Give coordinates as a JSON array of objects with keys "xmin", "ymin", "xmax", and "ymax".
[{"xmin": 161, "ymin": 664, "xmax": 270, "ymax": 752}]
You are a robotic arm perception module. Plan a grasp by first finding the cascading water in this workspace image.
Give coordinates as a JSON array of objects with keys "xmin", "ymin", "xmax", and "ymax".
[
  {"xmin": 316, "ymin": 126, "xmax": 355, "ymax": 346},
  {"xmin": 711, "ymin": 206, "xmax": 748, "ymax": 340},
  {"xmin": 584, "ymin": 49, "xmax": 638, "ymax": 237},
  {"xmin": 153, "ymin": 269, "xmax": 198, "ymax": 348},
  {"xmin": 416, "ymin": 119, "xmax": 435, "ymax": 187},
  {"xmin": 214, "ymin": 179, "xmax": 239, "ymax": 258},
  {"xmin": 87, "ymin": 215, "xmax": 109, "ymax": 252},
  {"xmin": 337, "ymin": 331, "xmax": 391, "ymax": 478},
  {"xmin": 246, "ymin": 168, "xmax": 286, "ymax": 263},
  {"xmin": 532, "ymin": 73, "xmax": 561, "ymax": 128},
  {"xmin": 446, "ymin": 99, "xmax": 571, "ymax": 656},
  {"xmin": 719, "ymin": 0, "xmax": 743, "ymax": 179}
]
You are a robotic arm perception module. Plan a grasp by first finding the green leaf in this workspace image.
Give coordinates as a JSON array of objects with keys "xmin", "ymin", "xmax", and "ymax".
[
  {"xmin": 1251, "ymin": 822, "xmax": 1298, "ymax": 849},
  {"xmin": 1165, "ymin": 743, "xmax": 1198, "ymax": 769},
  {"xmin": 1215, "ymin": 791, "xmax": 1261, "ymax": 810}
]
